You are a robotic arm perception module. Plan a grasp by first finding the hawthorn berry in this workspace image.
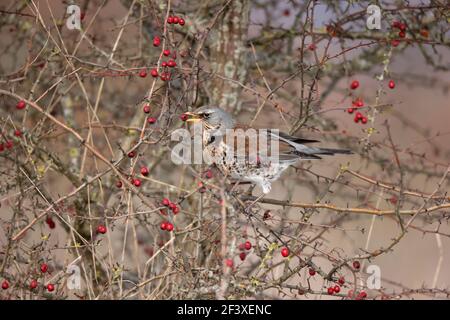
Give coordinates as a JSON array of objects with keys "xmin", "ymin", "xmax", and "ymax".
[
  {"xmin": 353, "ymin": 260, "xmax": 361, "ymax": 270},
  {"xmin": 140, "ymin": 166, "xmax": 149, "ymax": 176},
  {"xmin": 388, "ymin": 80, "xmax": 395, "ymax": 89},
  {"xmin": 116, "ymin": 180, "xmax": 123, "ymax": 188},
  {"xmin": 6, "ymin": 140, "xmax": 13, "ymax": 149},
  {"xmin": 14, "ymin": 129, "xmax": 22, "ymax": 137},
  {"xmin": 179, "ymin": 18, "xmax": 185, "ymax": 26},
  {"xmin": 281, "ymin": 247, "xmax": 290, "ymax": 258},
  {"xmin": 391, "ymin": 39, "xmax": 400, "ymax": 47},
  {"xmin": 334, "ymin": 285, "xmax": 341, "ymax": 293},
  {"xmin": 361, "ymin": 116, "xmax": 368, "ymax": 124},
  {"xmin": 167, "ymin": 60, "xmax": 176, "ymax": 68},
  {"xmin": 225, "ymin": 259, "xmax": 233, "ymax": 268},
  {"xmin": 46, "ymin": 284, "xmax": 55, "ymax": 292},
  {"xmin": 166, "ymin": 222, "xmax": 174, "ymax": 232},
  {"xmin": 143, "ymin": 105, "xmax": 151, "ymax": 113},
  {"xmin": 128, "ymin": 151, "xmax": 136, "ymax": 158},
  {"xmin": 350, "ymin": 80, "xmax": 359, "ymax": 90},
  {"xmin": 147, "ymin": 117, "xmax": 157, "ymax": 124},
  {"xmin": 16, "ymin": 100, "xmax": 26, "ymax": 109},
  {"xmin": 139, "ymin": 69, "xmax": 147, "ymax": 78},
  {"xmin": 1, "ymin": 280, "xmax": 9, "ymax": 290},
  {"xmin": 167, "ymin": 16, "xmax": 173, "ymax": 24},
  {"xmin": 163, "ymin": 49, "xmax": 170, "ymax": 56},
  {"xmin": 150, "ymin": 68, "xmax": 159, "ymax": 77},
  {"xmin": 354, "ymin": 99, "xmax": 364, "ymax": 107},
  {"xmin": 162, "ymin": 198, "xmax": 170, "ymax": 206},
  {"xmin": 168, "ymin": 202, "xmax": 177, "ymax": 211},
  {"xmin": 338, "ymin": 277, "xmax": 345, "ymax": 285},
  {"xmin": 173, "ymin": 16, "xmax": 179, "ymax": 24},
  {"xmin": 244, "ymin": 241, "xmax": 252, "ymax": 250},
  {"xmin": 160, "ymin": 221, "xmax": 167, "ymax": 230},
  {"xmin": 309, "ymin": 268, "xmax": 316, "ymax": 276},
  {"xmin": 30, "ymin": 279, "xmax": 38, "ymax": 290},
  {"xmin": 399, "ymin": 31, "xmax": 406, "ymax": 38},
  {"xmin": 308, "ymin": 43, "xmax": 316, "ymax": 51},
  {"xmin": 203, "ymin": 170, "xmax": 212, "ymax": 179},
  {"xmin": 46, "ymin": 217, "xmax": 56, "ymax": 229},
  {"xmin": 133, "ymin": 178, "xmax": 141, "ymax": 187},
  {"xmin": 239, "ymin": 252, "xmax": 246, "ymax": 261},
  {"xmin": 97, "ymin": 225, "xmax": 107, "ymax": 234},
  {"xmin": 398, "ymin": 23, "xmax": 406, "ymax": 32},
  {"xmin": 162, "ymin": 61, "xmax": 168, "ymax": 67},
  {"xmin": 153, "ymin": 36, "xmax": 161, "ymax": 47},
  {"xmin": 180, "ymin": 113, "xmax": 188, "ymax": 121},
  {"xmin": 40, "ymin": 263, "xmax": 49, "ymax": 273},
  {"xmin": 172, "ymin": 206, "xmax": 180, "ymax": 214},
  {"xmin": 347, "ymin": 107, "xmax": 354, "ymax": 114},
  {"xmin": 327, "ymin": 286, "xmax": 334, "ymax": 295},
  {"xmin": 0, "ymin": 144, "xmax": 4, "ymax": 152},
  {"xmin": 358, "ymin": 291, "xmax": 367, "ymax": 299}
]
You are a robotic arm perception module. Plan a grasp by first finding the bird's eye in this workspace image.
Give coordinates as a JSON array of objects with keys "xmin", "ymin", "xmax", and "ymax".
[{"xmin": 201, "ymin": 112, "xmax": 211, "ymax": 119}]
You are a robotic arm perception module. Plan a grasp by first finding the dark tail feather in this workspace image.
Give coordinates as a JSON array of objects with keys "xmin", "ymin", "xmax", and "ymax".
[{"xmin": 313, "ymin": 148, "xmax": 353, "ymax": 155}]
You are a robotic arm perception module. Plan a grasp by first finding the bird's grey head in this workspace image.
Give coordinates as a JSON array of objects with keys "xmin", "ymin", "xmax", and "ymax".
[{"xmin": 185, "ymin": 106, "xmax": 235, "ymax": 134}]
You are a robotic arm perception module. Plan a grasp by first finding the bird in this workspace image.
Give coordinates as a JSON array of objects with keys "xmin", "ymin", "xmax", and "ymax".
[{"xmin": 184, "ymin": 106, "xmax": 352, "ymax": 194}]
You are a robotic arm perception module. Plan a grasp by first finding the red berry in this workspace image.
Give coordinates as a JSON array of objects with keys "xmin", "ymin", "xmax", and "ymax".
[
  {"xmin": 167, "ymin": 16, "xmax": 173, "ymax": 24},
  {"xmin": 46, "ymin": 217, "xmax": 56, "ymax": 229},
  {"xmin": 16, "ymin": 100, "xmax": 26, "ymax": 109},
  {"xmin": 150, "ymin": 68, "xmax": 158, "ymax": 77},
  {"xmin": 140, "ymin": 166, "xmax": 149, "ymax": 176},
  {"xmin": 350, "ymin": 80, "xmax": 359, "ymax": 90},
  {"xmin": 353, "ymin": 260, "xmax": 361, "ymax": 270},
  {"xmin": 168, "ymin": 202, "xmax": 176, "ymax": 210},
  {"xmin": 1, "ymin": 280, "xmax": 9, "ymax": 290},
  {"xmin": 398, "ymin": 31, "xmax": 406, "ymax": 38},
  {"xmin": 40, "ymin": 263, "xmax": 48, "ymax": 273},
  {"xmin": 162, "ymin": 198, "xmax": 170, "ymax": 206},
  {"xmin": 160, "ymin": 221, "xmax": 167, "ymax": 230},
  {"xmin": 358, "ymin": 291, "xmax": 367, "ymax": 299},
  {"xmin": 327, "ymin": 286, "xmax": 334, "ymax": 295},
  {"xmin": 128, "ymin": 151, "xmax": 135, "ymax": 158},
  {"xmin": 173, "ymin": 16, "xmax": 179, "ymax": 24},
  {"xmin": 281, "ymin": 247, "xmax": 290, "ymax": 258},
  {"xmin": 6, "ymin": 140, "xmax": 13, "ymax": 149},
  {"xmin": 361, "ymin": 117, "xmax": 368, "ymax": 124},
  {"xmin": 14, "ymin": 129, "xmax": 22, "ymax": 137},
  {"xmin": 179, "ymin": 18, "xmax": 185, "ymax": 26},
  {"xmin": 239, "ymin": 252, "xmax": 246, "ymax": 261},
  {"xmin": 399, "ymin": 23, "xmax": 406, "ymax": 32},
  {"xmin": 180, "ymin": 113, "xmax": 188, "ymax": 121},
  {"xmin": 244, "ymin": 241, "xmax": 252, "ymax": 250},
  {"xmin": 355, "ymin": 112, "xmax": 363, "ymax": 120},
  {"xmin": 139, "ymin": 69, "xmax": 147, "ymax": 78},
  {"xmin": 0, "ymin": 144, "xmax": 4, "ymax": 152},
  {"xmin": 162, "ymin": 61, "xmax": 168, "ymax": 67},
  {"xmin": 46, "ymin": 284, "xmax": 55, "ymax": 292},
  {"xmin": 391, "ymin": 39, "xmax": 400, "ymax": 47},
  {"xmin": 153, "ymin": 36, "xmax": 161, "ymax": 47},
  {"xmin": 163, "ymin": 49, "xmax": 170, "ymax": 56},
  {"xmin": 391, "ymin": 21, "xmax": 401, "ymax": 28},
  {"xmin": 334, "ymin": 285, "xmax": 341, "ymax": 293},
  {"xmin": 388, "ymin": 80, "xmax": 395, "ymax": 89},
  {"xmin": 116, "ymin": 180, "xmax": 123, "ymax": 188},
  {"xmin": 308, "ymin": 43, "xmax": 316, "ymax": 51},
  {"xmin": 30, "ymin": 279, "xmax": 38, "ymax": 290},
  {"xmin": 133, "ymin": 178, "xmax": 141, "ymax": 187},
  {"xmin": 143, "ymin": 105, "xmax": 150, "ymax": 113},
  {"xmin": 172, "ymin": 206, "xmax": 180, "ymax": 214},
  {"xmin": 147, "ymin": 117, "xmax": 157, "ymax": 124},
  {"xmin": 166, "ymin": 222, "xmax": 174, "ymax": 232},
  {"xmin": 205, "ymin": 170, "xmax": 213, "ymax": 179},
  {"xmin": 225, "ymin": 258, "xmax": 233, "ymax": 268},
  {"xmin": 338, "ymin": 277, "xmax": 345, "ymax": 285},
  {"xmin": 167, "ymin": 59, "xmax": 176, "ymax": 68},
  {"xmin": 309, "ymin": 268, "xmax": 316, "ymax": 276},
  {"xmin": 347, "ymin": 108, "xmax": 354, "ymax": 114},
  {"xmin": 97, "ymin": 225, "xmax": 107, "ymax": 234},
  {"xmin": 354, "ymin": 99, "xmax": 364, "ymax": 107}
]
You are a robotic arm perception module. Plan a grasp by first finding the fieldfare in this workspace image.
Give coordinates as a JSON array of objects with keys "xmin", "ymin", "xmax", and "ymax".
[{"xmin": 185, "ymin": 106, "xmax": 352, "ymax": 193}]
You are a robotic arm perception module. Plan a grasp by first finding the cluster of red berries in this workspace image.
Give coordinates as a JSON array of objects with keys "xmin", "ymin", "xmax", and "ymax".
[
  {"xmin": 348, "ymin": 289, "xmax": 367, "ymax": 300},
  {"xmin": 204, "ymin": 170, "xmax": 213, "ymax": 179},
  {"xmin": 238, "ymin": 241, "xmax": 252, "ymax": 261},
  {"xmin": 167, "ymin": 15, "xmax": 185, "ymax": 26},
  {"xmin": 160, "ymin": 221, "xmax": 174, "ymax": 232},
  {"xmin": 2, "ymin": 263, "xmax": 55, "ymax": 292},
  {"xmin": 327, "ymin": 284, "xmax": 341, "ymax": 295},
  {"xmin": 161, "ymin": 197, "xmax": 180, "ymax": 215},
  {"xmin": 0, "ymin": 139, "xmax": 14, "ymax": 152},
  {"xmin": 346, "ymin": 97, "xmax": 367, "ymax": 124},
  {"xmin": 391, "ymin": 20, "xmax": 407, "ymax": 39}
]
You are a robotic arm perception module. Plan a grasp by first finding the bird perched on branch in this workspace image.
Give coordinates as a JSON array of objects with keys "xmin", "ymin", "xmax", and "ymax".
[{"xmin": 184, "ymin": 106, "xmax": 352, "ymax": 194}]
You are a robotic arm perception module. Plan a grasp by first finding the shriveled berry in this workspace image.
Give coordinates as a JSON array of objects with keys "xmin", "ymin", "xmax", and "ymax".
[{"xmin": 338, "ymin": 277, "xmax": 345, "ymax": 285}]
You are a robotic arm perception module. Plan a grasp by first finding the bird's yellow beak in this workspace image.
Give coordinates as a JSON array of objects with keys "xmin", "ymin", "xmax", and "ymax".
[{"xmin": 184, "ymin": 112, "xmax": 202, "ymax": 123}]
